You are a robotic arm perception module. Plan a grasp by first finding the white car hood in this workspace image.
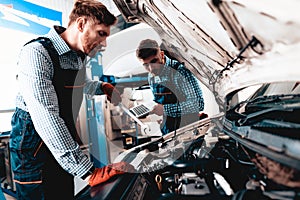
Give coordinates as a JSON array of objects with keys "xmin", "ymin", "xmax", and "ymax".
[{"xmin": 112, "ymin": 0, "xmax": 300, "ymax": 107}]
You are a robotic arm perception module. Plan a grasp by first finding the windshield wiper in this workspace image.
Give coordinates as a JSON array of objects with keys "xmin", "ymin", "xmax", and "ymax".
[
  {"xmin": 237, "ymin": 102, "xmax": 300, "ymax": 126},
  {"xmin": 248, "ymin": 94, "xmax": 300, "ymax": 105},
  {"xmin": 231, "ymin": 94, "xmax": 300, "ymax": 112}
]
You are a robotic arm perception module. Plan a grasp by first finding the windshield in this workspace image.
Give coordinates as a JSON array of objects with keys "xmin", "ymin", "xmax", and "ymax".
[{"xmin": 250, "ymin": 82, "xmax": 300, "ymax": 99}]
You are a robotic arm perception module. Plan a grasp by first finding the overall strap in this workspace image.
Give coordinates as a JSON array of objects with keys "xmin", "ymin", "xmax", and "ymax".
[
  {"xmin": 170, "ymin": 59, "xmax": 182, "ymax": 70},
  {"xmin": 25, "ymin": 37, "xmax": 60, "ymax": 68}
]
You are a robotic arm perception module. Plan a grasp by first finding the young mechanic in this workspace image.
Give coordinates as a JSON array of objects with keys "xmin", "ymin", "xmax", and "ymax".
[
  {"xmin": 136, "ymin": 39, "xmax": 205, "ymax": 135},
  {"xmin": 9, "ymin": 0, "xmax": 132, "ymax": 199}
]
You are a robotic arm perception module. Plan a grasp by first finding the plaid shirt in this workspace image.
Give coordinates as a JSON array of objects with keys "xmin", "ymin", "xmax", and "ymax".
[
  {"xmin": 15, "ymin": 26, "xmax": 103, "ymax": 178},
  {"xmin": 149, "ymin": 56, "xmax": 204, "ymax": 117}
]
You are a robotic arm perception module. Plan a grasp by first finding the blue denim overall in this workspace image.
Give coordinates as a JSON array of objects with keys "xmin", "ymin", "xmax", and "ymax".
[{"xmin": 10, "ymin": 37, "xmax": 85, "ymax": 200}]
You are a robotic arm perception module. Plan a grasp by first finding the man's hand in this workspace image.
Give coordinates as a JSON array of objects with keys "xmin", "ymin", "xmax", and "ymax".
[
  {"xmin": 102, "ymin": 82, "xmax": 122, "ymax": 105},
  {"xmin": 88, "ymin": 162, "xmax": 134, "ymax": 187},
  {"xmin": 150, "ymin": 104, "xmax": 164, "ymax": 116}
]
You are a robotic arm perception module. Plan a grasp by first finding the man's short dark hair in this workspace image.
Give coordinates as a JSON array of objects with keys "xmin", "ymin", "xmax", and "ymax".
[
  {"xmin": 136, "ymin": 39, "xmax": 160, "ymax": 59},
  {"xmin": 68, "ymin": 0, "xmax": 117, "ymax": 27}
]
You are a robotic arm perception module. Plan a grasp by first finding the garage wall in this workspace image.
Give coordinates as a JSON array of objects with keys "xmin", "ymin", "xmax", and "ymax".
[
  {"xmin": 0, "ymin": 0, "xmax": 74, "ymax": 131},
  {"xmin": 26, "ymin": 0, "xmax": 74, "ymax": 26}
]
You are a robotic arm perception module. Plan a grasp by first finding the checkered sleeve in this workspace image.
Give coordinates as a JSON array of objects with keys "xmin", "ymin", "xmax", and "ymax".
[
  {"xmin": 163, "ymin": 66, "xmax": 204, "ymax": 117},
  {"xmin": 17, "ymin": 43, "xmax": 93, "ymax": 178},
  {"xmin": 84, "ymin": 75, "xmax": 104, "ymax": 96}
]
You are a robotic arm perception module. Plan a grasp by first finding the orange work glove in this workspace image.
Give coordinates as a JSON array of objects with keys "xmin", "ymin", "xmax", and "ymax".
[
  {"xmin": 88, "ymin": 161, "xmax": 135, "ymax": 187},
  {"xmin": 102, "ymin": 82, "xmax": 122, "ymax": 105}
]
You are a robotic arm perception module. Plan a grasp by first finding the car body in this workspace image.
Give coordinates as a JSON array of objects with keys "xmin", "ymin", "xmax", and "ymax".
[{"xmin": 99, "ymin": 0, "xmax": 300, "ymax": 199}]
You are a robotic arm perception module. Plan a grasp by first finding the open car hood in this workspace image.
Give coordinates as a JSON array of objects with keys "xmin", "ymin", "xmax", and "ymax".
[
  {"xmin": 112, "ymin": 0, "xmax": 300, "ymax": 108},
  {"xmin": 111, "ymin": 0, "xmax": 300, "ymax": 184}
]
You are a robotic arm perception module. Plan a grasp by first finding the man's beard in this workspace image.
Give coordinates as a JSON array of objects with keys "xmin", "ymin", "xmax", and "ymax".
[
  {"xmin": 151, "ymin": 63, "xmax": 163, "ymax": 75},
  {"xmin": 88, "ymin": 45, "xmax": 105, "ymax": 57}
]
